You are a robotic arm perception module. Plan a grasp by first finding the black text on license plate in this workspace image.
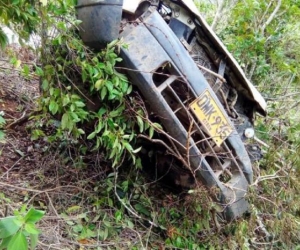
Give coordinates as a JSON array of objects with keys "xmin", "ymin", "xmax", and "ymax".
[{"xmin": 190, "ymin": 89, "xmax": 233, "ymax": 146}]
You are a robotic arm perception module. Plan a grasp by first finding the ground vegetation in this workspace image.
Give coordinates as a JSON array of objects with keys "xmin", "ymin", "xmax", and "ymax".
[{"xmin": 0, "ymin": 0, "xmax": 299, "ymax": 249}]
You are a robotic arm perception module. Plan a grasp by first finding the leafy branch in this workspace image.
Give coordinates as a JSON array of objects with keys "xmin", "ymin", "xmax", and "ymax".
[{"xmin": 0, "ymin": 207, "xmax": 45, "ymax": 250}]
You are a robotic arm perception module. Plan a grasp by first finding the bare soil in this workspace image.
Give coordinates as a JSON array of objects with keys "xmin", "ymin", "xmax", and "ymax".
[
  {"xmin": 0, "ymin": 49, "xmax": 174, "ymax": 250},
  {"xmin": 0, "ymin": 55, "xmax": 116, "ymax": 249},
  {"xmin": 0, "ymin": 61, "xmax": 38, "ymax": 174}
]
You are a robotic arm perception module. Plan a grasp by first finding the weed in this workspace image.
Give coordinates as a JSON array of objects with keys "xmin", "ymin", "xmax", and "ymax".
[{"xmin": 0, "ymin": 206, "xmax": 45, "ymax": 250}]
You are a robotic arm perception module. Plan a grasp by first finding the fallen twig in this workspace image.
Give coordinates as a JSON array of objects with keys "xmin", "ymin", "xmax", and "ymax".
[
  {"xmin": 0, "ymin": 182, "xmax": 88, "ymax": 194},
  {"xmin": 1, "ymin": 155, "xmax": 25, "ymax": 179},
  {"xmin": 6, "ymin": 110, "xmax": 39, "ymax": 129}
]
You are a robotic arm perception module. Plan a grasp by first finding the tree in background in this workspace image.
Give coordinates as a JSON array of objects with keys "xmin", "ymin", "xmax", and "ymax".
[
  {"xmin": 197, "ymin": 0, "xmax": 300, "ymax": 247},
  {"xmin": 0, "ymin": 0, "xmax": 40, "ymax": 47}
]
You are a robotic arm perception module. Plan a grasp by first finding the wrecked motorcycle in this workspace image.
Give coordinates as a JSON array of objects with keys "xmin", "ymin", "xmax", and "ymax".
[{"xmin": 76, "ymin": 0, "xmax": 267, "ymax": 220}]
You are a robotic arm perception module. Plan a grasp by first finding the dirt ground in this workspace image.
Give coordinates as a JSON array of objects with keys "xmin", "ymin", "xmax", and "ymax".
[
  {"xmin": 0, "ymin": 48, "xmax": 155, "ymax": 249},
  {"xmin": 0, "ymin": 56, "xmax": 38, "ymax": 171},
  {"xmin": 0, "ymin": 55, "xmax": 120, "ymax": 249}
]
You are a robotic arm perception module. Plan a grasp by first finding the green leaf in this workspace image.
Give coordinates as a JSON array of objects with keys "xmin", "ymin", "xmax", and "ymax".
[
  {"xmin": 115, "ymin": 210, "xmax": 122, "ymax": 222},
  {"xmin": 122, "ymin": 135, "xmax": 130, "ymax": 139},
  {"xmin": 112, "ymin": 138, "xmax": 119, "ymax": 149},
  {"xmin": 152, "ymin": 122, "xmax": 163, "ymax": 130},
  {"xmin": 134, "ymin": 204, "xmax": 150, "ymax": 217},
  {"xmin": 77, "ymin": 128, "xmax": 85, "ymax": 135},
  {"xmin": 66, "ymin": 205, "xmax": 81, "ymax": 213},
  {"xmin": 22, "ymin": 64, "xmax": 30, "ymax": 77},
  {"xmin": 113, "ymin": 75, "xmax": 120, "ymax": 87},
  {"xmin": 0, "ymin": 28, "xmax": 8, "ymax": 49},
  {"xmin": 87, "ymin": 131, "xmax": 97, "ymax": 140},
  {"xmin": 24, "ymin": 208, "xmax": 45, "ymax": 224},
  {"xmin": 49, "ymin": 100, "xmax": 58, "ymax": 115},
  {"xmin": 12, "ymin": 0, "xmax": 20, "ymax": 5},
  {"xmin": 96, "ymin": 121, "xmax": 102, "ymax": 133},
  {"xmin": 149, "ymin": 126, "xmax": 154, "ymax": 139},
  {"xmin": 13, "ymin": 60, "xmax": 21, "ymax": 68},
  {"xmin": 0, "ymin": 116, "xmax": 6, "ymax": 126},
  {"xmin": 110, "ymin": 109, "xmax": 121, "ymax": 118},
  {"xmin": 122, "ymin": 141, "xmax": 133, "ymax": 152},
  {"xmin": 136, "ymin": 116, "xmax": 144, "ymax": 133},
  {"xmin": 7, "ymin": 232, "xmax": 28, "ymax": 250},
  {"xmin": 62, "ymin": 95, "xmax": 70, "ymax": 107},
  {"xmin": 39, "ymin": 0, "xmax": 47, "ymax": 6},
  {"xmin": 97, "ymin": 107, "xmax": 107, "ymax": 116},
  {"xmin": 61, "ymin": 113, "xmax": 69, "ymax": 130},
  {"xmin": 35, "ymin": 66, "xmax": 44, "ymax": 76},
  {"xmin": 0, "ymin": 217, "xmax": 21, "ymax": 238},
  {"xmin": 24, "ymin": 223, "xmax": 40, "ymax": 235},
  {"xmin": 107, "ymin": 39, "xmax": 118, "ymax": 49},
  {"xmin": 0, "ymin": 236, "xmax": 12, "ymax": 250},
  {"xmin": 127, "ymin": 220, "xmax": 134, "ymax": 229},
  {"xmin": 132, "ymin": 146, "xmax": 142, "ymax": 154},
  {"xmin": 107, "ymin": 119, "xmax": 114, "ymax": 129},
  {"xmin": 105, "ymin": 81, "xmax": 113, "ymax": 92},
  {"xmin": 57, "ymin": 21, "xmax": 67, "ymax": 31},
  {"xmin": 75, "ymin": 101, "xmax": 85, "ymax": 108},
  {"xmin": 126, "ymin": 84, "xmax": 132, "ymax": 94},
  {"xmin": 120, "ymin": 80, "xmax": 128, "ymax": 93},
  {"xmin": 30, "ymin": 234, "xmax": 38, "ymax": 250},
  {"xmin": 95, "ymin": 79, "xmax": 104, "ymax": 90},
  {"xmin": 70, "ymin": 112, "xmax": 80, "ymax": 122},
  {"xmin": 101, "ymin": 86, "xmax": 107, "ymax": 100}
]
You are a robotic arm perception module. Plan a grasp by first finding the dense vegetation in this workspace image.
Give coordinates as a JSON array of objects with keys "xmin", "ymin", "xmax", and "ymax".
[{"xmin": 0, "ymin": 0, "xmax": 299, "ymax": 249}]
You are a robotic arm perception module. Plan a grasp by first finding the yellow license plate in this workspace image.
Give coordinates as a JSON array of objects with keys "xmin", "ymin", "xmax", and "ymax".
[{"xmin": 190, "ymin": 89, "xmax": 233, "ymax": 146}]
